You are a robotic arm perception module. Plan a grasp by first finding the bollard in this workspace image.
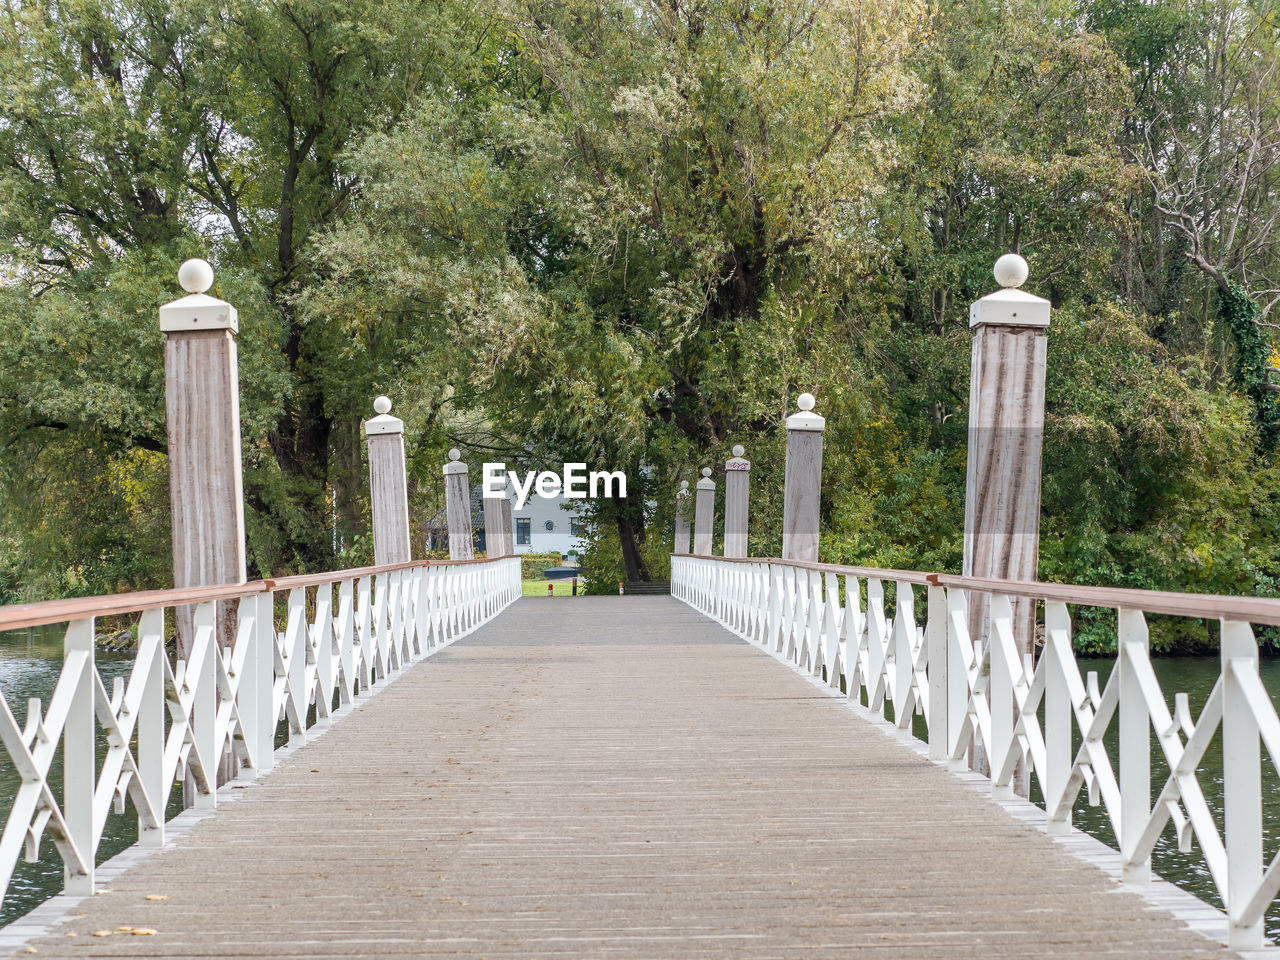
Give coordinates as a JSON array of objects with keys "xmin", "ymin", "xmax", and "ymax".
[
  {"xmin": 782, "ymin": 393, "xmax": 824, "ymax": 562},
  {"xmin": 547, "ymin": 582, "xmax": 554, "ymax": 598},
  {"xmin": 618, "ymin": 581, "xmax": 624, "ymax": 595},
  {"xmin": 365, "ymin": 396, "xmax": 411, "ymax": 565}
]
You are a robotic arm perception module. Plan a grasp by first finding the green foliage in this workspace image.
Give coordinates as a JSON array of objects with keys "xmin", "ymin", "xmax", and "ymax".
[
  {"xmin": 1, "ymin": 0, "xmax": 1277, "ymax": 661},
  {"xmin": 1218, "ymin": 283, "xmax": 1280, "ymax": 451},
  {"xmin": 578, "ymin": 526, "xmax": 671, "ymax": 596},
  {"xmin": 519, "ymin": 553, "xmax": 564, "ymax": 580}
]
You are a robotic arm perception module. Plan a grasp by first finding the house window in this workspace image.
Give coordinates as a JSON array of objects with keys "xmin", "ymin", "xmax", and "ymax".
[
  {"xmin": 571, "ymin": 519, "xmax": 582, "ymax": 537},
  {"xmin": 516, "ymin": 518, "xmax": 531, "ymax": 545},
  {"xmin": 544, "ymin": 520, "xmax": 555, "ymax": 532}
]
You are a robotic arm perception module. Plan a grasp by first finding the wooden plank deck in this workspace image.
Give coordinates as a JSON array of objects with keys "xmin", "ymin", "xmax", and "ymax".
[{"xmin": 13, "ymin": 597, "xmax": 1243, "ymax": 958}]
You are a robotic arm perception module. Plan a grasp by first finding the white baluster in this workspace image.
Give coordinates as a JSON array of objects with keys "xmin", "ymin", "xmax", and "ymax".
[
  {"xmin": 1118, "ymin": 608, "xmax": 1150, "ymax": 883},
  {"xmin": 1222, "ymin": 619, "xmax": 1263, "ymax": 947}
]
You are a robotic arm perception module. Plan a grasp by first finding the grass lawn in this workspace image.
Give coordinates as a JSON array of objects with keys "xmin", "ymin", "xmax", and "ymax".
[{"xmin": 522, "ymin": 579, "xmax": 579, "ymax": 597}]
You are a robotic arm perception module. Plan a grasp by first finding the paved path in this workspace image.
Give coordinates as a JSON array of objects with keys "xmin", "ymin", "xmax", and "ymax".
[{"xmin": 15, "ymin": 597, "xmax": 1241, "ymax": 958}]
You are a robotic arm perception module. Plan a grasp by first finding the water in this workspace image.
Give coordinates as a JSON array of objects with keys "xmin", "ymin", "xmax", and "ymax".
[
  {"xmin": 0, "ymin": 624, "xmax": 179, "ymax": 927},
  {"xmin": 1067, "ymin": 656, "xmax": 1280, "ymax": 940}
]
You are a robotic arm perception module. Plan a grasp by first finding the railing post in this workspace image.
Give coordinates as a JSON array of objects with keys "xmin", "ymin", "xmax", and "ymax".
[
  {"xmin": 443, "ymin": 449, "xmax": 473, "ymax": 561},
  {"xmin": 783, "ymin": 393, "xmax": 824, "ymax": 561},
  {"xmin": 946, "ymin": 587, "xmax": 970, "ymax": 771},
  {"xmin": 62, "ymin": 617, "xmax": 95, "ymax": 895},
  {"xmin": 962, "ymin": 254, "xmax": 1048, "ymax": 793},
  {"xmin": 190, "ymin": 600, "xmax": 218, "ymax": 807},
  {"xmin": 723, "ymin": 446, "xmax": 750, "ymax": 559},
  {"xmin": 252, "ymin": 591, "xmax": 276, "ymax": 772},
  {"xmin": 926, "ymin": 584, "xmax": 948, "ymax": 761},
  {"xmin": 693, "ymin": 467, "xmax": 715, "ymax": 556},
  {"xmin": 365, "ymin": 396, "xmax": 412, "ymax": 565},
  {"xmin": 1222, "ymin": 619, "xmax": 1264, "ymax": 948},
  {"xmin": 136, "ymin": 608, "xmax": 166, "ymax": 846},
  {"xmin": 1118, "ymin": 608, "xmax": 1150, "ymax": 883},
  {"xmin": 1043, "ymin": 601, "xmax": 1071, "ymax": 834},
  {"xmin": 673, "ymin": 480, "xmax": 692, "ymax": 555}
]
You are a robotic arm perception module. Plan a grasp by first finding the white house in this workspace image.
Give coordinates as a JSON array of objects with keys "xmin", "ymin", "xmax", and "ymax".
[
  {"xmin": 512, "ymin": 490, "xmax": 586, "ymax": 558},
  {"xmin": 480, "ymin": 482, "xmax": 587, "ymax": 560}
]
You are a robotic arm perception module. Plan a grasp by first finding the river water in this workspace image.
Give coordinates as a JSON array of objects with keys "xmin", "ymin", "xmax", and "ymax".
[
  {"xmin": 2, "ymin": 629, "xmax": 1280, "ymax": 937},
  {"xmin": 0, "ymin": 624, "xmax": 181, "ymax": 928},
  {"xmin": 1069, "ymin": 655, "xmax": 1280, "ymax": 940}
]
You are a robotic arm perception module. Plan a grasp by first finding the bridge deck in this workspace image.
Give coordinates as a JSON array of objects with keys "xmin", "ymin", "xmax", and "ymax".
[{"xmin": 15, "ymin": 597, "xmax": 1238, "ymax": 958}]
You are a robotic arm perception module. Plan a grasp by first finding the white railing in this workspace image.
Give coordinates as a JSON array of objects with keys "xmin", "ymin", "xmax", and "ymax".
[
  {"xmin": 672, "ymin": 553, "xmax": 1280, "ymax": 948},
  {"xmin": 0, "ymin": 555, "xmax": 520, "ymax": 910}
]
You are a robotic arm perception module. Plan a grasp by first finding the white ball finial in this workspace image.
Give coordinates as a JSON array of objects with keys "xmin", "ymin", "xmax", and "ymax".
[
  {"xmin": 177, "ymin": 258, "xmax": 214, "ymax": 294},
  {"xmin": 993, "ymin": 253, "xmax": 1028, "ymax": 289},
  {"xmin": 732, "ymin": 444, "xmax": 745, "ymax": 457},
  {"xmin": 701, "ymin": 467, "xmax": 712, "ymax": 478},
  {"xmin": 797, "ymin": 393, "xmax": 815, "ymax": 412},
  {"xmin": 679, "ymin": 479, "xmax": 689, "ymax": 490},
  {"xmin": 448, "ymin": 448, "xmax": 460, "ymax": 462},
  {"xmin": 373, "ymin": 395, "xmax": 392, "ymax": 415}
]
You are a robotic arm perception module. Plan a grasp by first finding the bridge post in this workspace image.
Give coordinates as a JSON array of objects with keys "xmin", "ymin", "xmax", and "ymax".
[
  {"xmin": 159, "ymin": 258, "xmax": 247, "ymax": 796},
  {"xmin": 673, "ymin": 480, "xmax": 692, "ymax": 555},
  {"xmin": 693, "ymin": 467, "xmax": 716, "ymax": 556},
  {"xmin": 483, "ymin": 484, "xmax": 514, "ymax": 558},
  {"xmin": 365, "ymin": 396, "xmax": 412, "ymax": 565},
  {"xmin": 723, "ymin": 445, "xmax": 750, "ymax": 559},
  {"xmin": 962, "ymin": 254, "xmax": 1049, "ymax": 793},
  {"xmin": 783, "ymin": 393, "xmax": 824, "ymax": 562},
  {"xmin": 443, "ymin": 449, "xmax": 474, "ymax": 560}
]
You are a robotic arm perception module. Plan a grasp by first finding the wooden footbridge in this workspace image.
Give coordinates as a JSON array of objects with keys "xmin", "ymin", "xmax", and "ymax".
[
  {"xmin": 2, "ymin": 563, "xmax": 1280, "ymax": 958},
  {"xmin": 4, "ymin": 261, "xmax": 1280, "ymax": 957}
]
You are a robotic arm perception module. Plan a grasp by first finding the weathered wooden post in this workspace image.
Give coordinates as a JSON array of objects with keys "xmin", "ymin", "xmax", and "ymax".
[
  {"xmin": 963, "ymin": 253, "xmax": 1049, "ymax": 793},
  {"xmin": 693, "ymin": 467, "xmax": 716, "ymax": 556},
  {"xmin": 483, "ymin": 483, "xmax": 514, "ymax": 558},
  {"xmin": 782, "ymin": 393, "xmax": 824, "ymax": 561},
  {"xmin": 443, "ymin": 448, "xmax": 473, "ymax": 560},
  {"xmin": 673, "ymin": 480, "xmax": 692, "ymax": 554},
  {"xmin": 160, "ymin": 258, "xmax": 246, "ymax": 796},
  {"xmin": 365, "ymin": 396, "xmax": 411, "ymax": 565},
  {"xmin": 723, "ymin": 445, "xmax": 750, "ymax": 558}
]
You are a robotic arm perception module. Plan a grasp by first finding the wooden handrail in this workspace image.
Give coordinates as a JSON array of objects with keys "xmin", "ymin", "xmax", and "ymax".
[
  {"xmin": 683, "ymin": 554, "xmax": 935, "ymax": 586},
  {"xmin": 0, "ymin": 582, "xmax": 270, "ymax": 632},
  {"xmin": 679, "ymin": 555, "xmax": 1280, "ymax": 626},
  {"xmin": 930, "ymin": 574, "xmax": 1280, "ymax": 627},
  {"xmin": 0, "ymin": 556, "xmax": 517, "ymax": 632}
]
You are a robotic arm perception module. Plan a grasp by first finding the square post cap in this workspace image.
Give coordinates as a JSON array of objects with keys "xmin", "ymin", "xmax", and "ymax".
[
  {"xmin": 786, "ymin": 393, "xmax": 825, "ymax": 432},
  {"xmin": 364, "ymin": 396, "xmax": 404, "ymax": 436},
  {"xmin": 159, "ymin": 259, "xmax": 238, "ymax": 334},
  {"xmin": 443, "ymin": 448, "xmax": 469, "ymax": 476},
  {"xmin": 696, "ymin": 467, "xmax": 716, "ymax": 491},
  {"xmin": 726, "ymin": 444, "xmax": 751, "ymax": 471},
  {"xmin": 970, "ymin": 254, "xmax": 1050, "ymax": 329}
]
